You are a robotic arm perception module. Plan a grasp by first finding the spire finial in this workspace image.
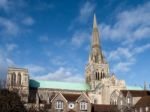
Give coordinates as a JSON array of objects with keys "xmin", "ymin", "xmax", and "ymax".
[{"xmin": 93, "ymin": 13, "xmax": 98, "ymax": 28}]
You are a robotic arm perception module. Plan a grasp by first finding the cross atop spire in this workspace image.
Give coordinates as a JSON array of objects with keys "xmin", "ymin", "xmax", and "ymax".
[{"xmin": 93, "ymin": 13, "xmax": 98, "ymax": 29}]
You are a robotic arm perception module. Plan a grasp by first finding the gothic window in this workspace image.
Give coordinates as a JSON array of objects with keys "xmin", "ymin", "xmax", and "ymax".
[
  {"xmin": 12, "ymin": 72, "xmax": 16, "ymax": 86},
  {"xmin": 97, "ymin": 72, "xmax": 99, "ymax": 80},
  {"xmin": 18, "ymin": 73, "xmax": 21, "ymax": 86},
  {"xmin": 95, "ymin": 72, "xmax": 97, "ymax": 80},
  {"xmin": 101, "ymin": 72, "xmax": 103, "ymax": 79},
  {"xmin": 101, "ymin": 69, "xmax": 105, "ymax": 79},
  {"xmin": 110, "ymin": 90, "xmax": 120, "ymax": 105},
  {"xmin": 80, "ymin": 101, "xmax": 87, "ymax": 111},
  {"xmin": 55, "ymin": 100, "xmax": 63, "ymax": 110}
]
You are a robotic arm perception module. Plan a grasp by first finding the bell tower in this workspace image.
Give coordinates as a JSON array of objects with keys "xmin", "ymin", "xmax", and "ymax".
[
  {"xmin": 7, "ymin": 67, "xmax": 29, "ymax": 102},
  {"xmin": 85, "ymin": 14, "xmax": 110, "ymax": 90}
]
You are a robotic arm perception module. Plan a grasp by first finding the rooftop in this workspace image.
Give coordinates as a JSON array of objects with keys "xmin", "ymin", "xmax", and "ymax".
[
  {"xmin": 29, "ymin": 79, "xmax": 90, "ymax": 91},
  {"xmin": 126, "ymin": 85, "xmax": 143, "ymax": 90}
]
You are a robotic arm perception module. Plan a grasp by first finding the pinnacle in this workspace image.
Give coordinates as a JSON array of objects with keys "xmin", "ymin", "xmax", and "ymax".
[{"xmin": 93, "ymin": 13, "xmax": 98, "ymax": 28}]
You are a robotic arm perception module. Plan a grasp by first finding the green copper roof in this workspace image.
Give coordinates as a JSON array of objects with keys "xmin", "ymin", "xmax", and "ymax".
[
  {"xmin": 126, "ymin": 85, "xmax": 143, "ymax": 90},
  {"xmin": 29, "ymin": 79, "xmax": 90, "ymax": 91}
]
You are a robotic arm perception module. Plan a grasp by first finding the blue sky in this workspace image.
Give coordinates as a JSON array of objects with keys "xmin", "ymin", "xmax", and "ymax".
[{"xmin": 0, "ymin": 0, "xmax": 150, "ymax": 87}]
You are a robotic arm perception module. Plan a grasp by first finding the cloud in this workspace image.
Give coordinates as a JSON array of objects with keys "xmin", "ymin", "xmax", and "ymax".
[
  {"xmin": 32, "ymin": 67, "xmax": 84, "ymax": 83},
  {"xmin": 24, "ymin": 64, "xmax": 46, "ymax": 75},
  {"xmin": 54, "ymin": 39, "xmax": 67, "ymax": 47},
  {"xmin": 0, "ymin": 48, "xmax": 16, "ymax": 78},
  {"xmin": 100, "ymin": 1, "xmax": 150, "ymax": 44},
  {"xmin": 68, "ymin": 1, "xmax": 95, "ymax": 30},
  {"xmin": 0, "ymin": 17, "xmax": 19, "ymax": 36},
  {"xmin": 22, "ymin": 17, "xmax": 35, "ymax": 26},
  {"xmin": 78, "ymin": 1, "xmax": 95, "ymax": 22},
  {"xmin": 0, "ymin": 0, "xmax": 11, "ymax": 11},
  {"xmin": 34, "ymin": 1, "xmax": 54, "ymax": 11},
  {"xmin": 71, "ymin": 31, "xmax": 91, "ymax": 47},
  {"xmin": 0, "ymin": 0, "xmax": 26, "ymax": 12},
  {"xmin": 6, "ymin": 43, "xmax": 18, "ymax": 52},
  {"xmin": 109, "ymin": 43, "xmax": 150, "ymax": 73},
  {"xmin": 6, "ymin": 58, "xmax": 15, "ymax": 66},
  {"xmin": 51, "ymin": 56, "xmax": 67, "ymax": 66},
  {"xmin": 39, "ymin": 35, "xmax": 49, "ymax": 43}
]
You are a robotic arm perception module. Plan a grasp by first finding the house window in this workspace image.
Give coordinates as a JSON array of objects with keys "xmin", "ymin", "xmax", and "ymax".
[
  {"xmin": 140, "ymin": 107, "xmax": 143, "ymax": 112},
  {"xmin": 127, "ymin": 98, "xmax": 130, "ymax": 103},
  {"xmin": 80, "ymin": 102, "xmax": 87, "ymax": 111},
  {"xmin": 56, "ymin": 100, "xmax": 63, "ymax": 110},
  {"xmin": 146, "ymin": 107, "xmax": 149, "ymax": 112}
]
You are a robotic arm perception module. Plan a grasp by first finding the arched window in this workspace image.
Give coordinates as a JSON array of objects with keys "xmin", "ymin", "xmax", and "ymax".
[
  {"xmin": 101, "ymin": 69, "xmax": 105, "ymax": 79},
  {"xmin": 18, "ymin": 73, "xmax": 21, "ymax": 86},
  {"xmin": 12, "ymin": 72, "xmax": 16, "ymax": 86},
  {"xmin": 97, "ymin": 72, "xmax": 99, "ymax": 80},
  {"xmin": 95, "ymin": 72, "xmax": 97, "ymax": 80}
]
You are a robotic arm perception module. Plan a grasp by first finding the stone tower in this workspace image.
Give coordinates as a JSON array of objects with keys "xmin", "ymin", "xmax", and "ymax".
[
  {"xmin": 7, "ymin": 67, "xmax": 29, "ymax": 102},
  {"xmin": 85, "ymin": 14, "xmax": 110, "ymax": 90}
]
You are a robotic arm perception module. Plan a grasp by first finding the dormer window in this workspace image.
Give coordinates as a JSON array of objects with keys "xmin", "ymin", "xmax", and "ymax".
[
  {"xmin": 80, "ymin": 101, "xmax": 87, "ymax": 111},
  {"xmin": 56, "ymin": 100, "xmax": 63, "ymax": 110},
  {"xmin": 146, "ymin": 107, "xmax": 149, "ymax": 112}
]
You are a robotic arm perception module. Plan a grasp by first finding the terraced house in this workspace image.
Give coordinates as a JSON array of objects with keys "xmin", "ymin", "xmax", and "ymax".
[{"xmin": 6, "ymin": 15, "xmax": 147, "ymax": 112}]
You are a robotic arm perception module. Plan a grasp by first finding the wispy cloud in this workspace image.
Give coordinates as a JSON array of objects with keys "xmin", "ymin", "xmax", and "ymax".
[
  {"xmin": 0, "ymin": 0, "xmax": 26, "ymax": 12},
  {"xmin": 51, "ymin": 56, "xmax": 67, "ymax": 66},
  {"xmin": 22, "ymin": 17, "xmax": 35, "ymax": 26},
  {"xmin": 39, "ymin": 35, "xmax": 49, "ymax": 43},
  {"xmin": 24, "ymin": 64, "xmax": 46, "ymax": 75},
  {"xmin": 71, "ymin": 31, "xmax": 91, "ymax": 47},
  {"xmin": 68, "ymin": 1, "xmax": 95, "ymax": 30},
  {"xmin": 78, "ymin": 1, "xmax": 95, "ymax": 22},
  {"xmin": 32, "ymin": 67, "xmax": 84, "ymax": 83},
  {"xmin": 109, "ymin": 43, "xmax": 150, "ymax": 73},
  {"xmin": 6, "ymin": 43, "xmax": 18, "ymax": 52},
  {"xmin": 0, "ymin": 17, "xmax": 19, "ymax": 36},
  {"xmin": 100, "ymin": 1, "xmax": 150, "ymax": 44}
]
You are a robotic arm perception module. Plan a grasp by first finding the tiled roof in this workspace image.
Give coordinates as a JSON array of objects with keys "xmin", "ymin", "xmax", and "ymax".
[
  {"xmin": 135, "ymin": 96, "xmax": 150, "ymax": 107},
  {"xmin": 121, "ymin": 90, "xmax": 150, "ymax": 97},
  {"xmin": 92, "ymin": 104, "xmax": 117, "ymax": 112},
  {"xmin": 63, "ymin": 94, "xmax": 80, "ymax": 101},
  {"xmin": 29, "ymin": 79, "xmax": 90, "ymax": 91}
]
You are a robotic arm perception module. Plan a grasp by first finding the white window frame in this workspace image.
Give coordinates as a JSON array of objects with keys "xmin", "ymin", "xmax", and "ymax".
[
  {"xmin": 80, "ymin": 102, "xmax": 87, "ymax": 111},
  {"xmin": 140, "ymin": 107, "xmax": 143, "ymax": 112},
  {"xmin": 55, "ymin": 100, "xmax": 63, "ymax": 110},
  {"xmin": 146, "ymin": 107, "xmax": 149, "ymax": 112}
]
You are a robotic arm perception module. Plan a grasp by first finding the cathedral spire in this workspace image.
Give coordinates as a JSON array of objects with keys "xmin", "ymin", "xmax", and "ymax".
[
  {"xmin": 92, "ymin": 14, "xmax": 100, "ymax": 49},
  {"xmin": 93, "ymin": 14, "xmax": 98, "ymax": 29},
  {"xmin": 89, "ymin": 14, "xmax": 105, "ymax": 64}
]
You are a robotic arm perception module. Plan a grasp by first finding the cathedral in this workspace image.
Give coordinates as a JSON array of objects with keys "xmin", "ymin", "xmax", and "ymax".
[{"xmin": 6, "ymin": 14, "xmax": 144, "ymax": 112}]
